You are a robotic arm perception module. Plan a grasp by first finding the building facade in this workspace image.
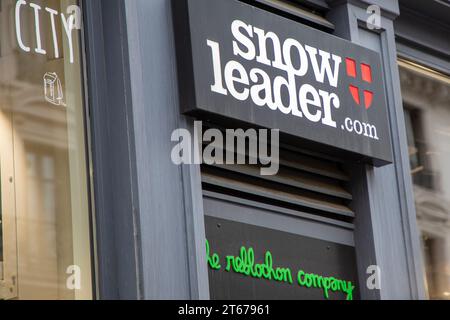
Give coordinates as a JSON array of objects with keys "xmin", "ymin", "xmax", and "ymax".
[{"xmin": 0, "ymin": 0, "xmax": 449, "ymax": 300}]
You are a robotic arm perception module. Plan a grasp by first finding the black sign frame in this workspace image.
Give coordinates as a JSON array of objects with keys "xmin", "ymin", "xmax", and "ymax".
[{"xmin": 173, "ymin": 0, "xmax": 393, "ymax": 166}]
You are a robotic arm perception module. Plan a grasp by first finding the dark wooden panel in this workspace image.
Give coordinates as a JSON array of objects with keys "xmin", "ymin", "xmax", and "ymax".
[
  {"xmin": 202, "ymin": 172, "xmax": 355, "ymax": 217},
  {"xmin": 205, "ymin": 216, "xmax": 360, "ymax": 300}
]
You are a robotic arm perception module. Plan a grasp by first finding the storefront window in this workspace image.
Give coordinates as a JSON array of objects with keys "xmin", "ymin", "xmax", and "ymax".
[
  {"xmin": 400, "ymin": 59, "xmax": 450, "ymax": 300},
  {"xmin": 0, "ymin": 0, "xmax": 93, "ymax": 299}
]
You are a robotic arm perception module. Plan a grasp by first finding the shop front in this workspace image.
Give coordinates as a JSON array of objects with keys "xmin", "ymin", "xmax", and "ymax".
[
  {"xmin": 173, "ymin": 0, "xmax": 394, "ymax": 300},
  {"xmin": 0, "ymin": 0, "xmax": 449, "ymax": 300}
]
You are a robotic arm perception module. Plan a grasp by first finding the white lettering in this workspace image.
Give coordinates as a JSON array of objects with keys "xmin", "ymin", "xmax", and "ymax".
[
  {"xmin": 29, "ymin": 2, "xmax": 46, "ymax": 55},
  {"xmin": 319, "ymin": 91, "xmax": 340, "ymax": 128},
  {"xmin": 232, "ymin": 20, "xmax": 256, "ymax": 61},
  {"xmin": 273, "ymin": 73, "xmax": 298, "ymax": 115},
  {"xmin": 224, "ymin": 61, "xmax": 249, "ymax": 101},
  {"xmin": 363, "ymin": 122, "xmax": 379, "ymax": 140},
  {"xmin": 15, "ymin": 2, "xmax": 80, "ymax": 64},
  {"xmin": 253, "ymin": 27, "xmax": 284, "ymax": 69},
  {"xmin": 305, "ymin": 45, "xmax": 342, "ymax": 88},
  {"xmin": 344, "ymin": 118, "xmax": 379, "ymax": 140},
  {"xmin": 354, "ymin": 120, "xmax": 363, "ymax": 135},
  {"xmin": 345, "ymin": 118, "xmax": 354, "ymax": 132},
  {"xmin": 249, "ymin": 68, "xmax": 276, "ymax": 110},
  {"xmin": 299, "ymin": 84, "xmax": 322, "ymax": 123},
  {"xmin": 46, "ymin": 7, "xmax": 59, "ymax": 58},
  {"xmin": 282, "ymin": 38, "xmax": 309, "ymax": 77},
  {"xmin": 207, "ymin": 20, "xmax": 383, "ymax": 142},
  {"xmin": 15, "ymin": 0, "xmax": 30, "ymax": 53},
  {"xmin": 208, "ymin": 40, "xmax": 228, "ymax": 95},
  {"xmin": 61, "ymin": 13, "xmax": 75, "ymax": 63}
]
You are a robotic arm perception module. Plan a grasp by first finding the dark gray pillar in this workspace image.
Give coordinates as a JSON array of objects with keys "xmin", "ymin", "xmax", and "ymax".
[
  {"xmin": 84, "ymin": 0, "xmax": 142, "ymax": 300},
  {"xmin": 122, "ymin": 0, "xmax": 210, "ymax": 299},
  {"xmin": 328, "ymin": 0, "xmax": 426, "ymax": 300}
]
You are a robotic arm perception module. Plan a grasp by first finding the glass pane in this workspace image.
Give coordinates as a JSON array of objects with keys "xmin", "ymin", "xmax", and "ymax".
[
  {"xmin": 400, "ymin": 59, "xmax": 450, "ymax": 300},
  {"xmin": 0, "ymin": 163, "xmax": 3, "ymax": 277},
  {"xmin": 0, "ymin": 0, "xmax": 92, "ymax": 299}
]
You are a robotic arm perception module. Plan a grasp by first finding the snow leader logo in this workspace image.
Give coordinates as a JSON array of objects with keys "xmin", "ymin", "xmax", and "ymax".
[
  {"xmin": 346, "ymin": 57, "xmax": 374, "ymax": 109},
  {"xmin": 207, "ymin": 19, "xmax": 379, "ymax": 141}
]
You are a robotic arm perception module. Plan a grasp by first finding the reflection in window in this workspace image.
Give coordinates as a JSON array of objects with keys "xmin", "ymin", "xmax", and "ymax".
[
  {"xmin": 400, "ymin": 59, "xmax": 450, "ymax": 300},
  {"xmin": 403, "ymin": 107, "xmax": 437, "ymax": 190},
  {"xmin": 0, "ymin": 0, "xmax": 92, "ymax": 299},
  {"xmin": 0, "ymin": 163, "xmax": 3, "ymax": 279}
]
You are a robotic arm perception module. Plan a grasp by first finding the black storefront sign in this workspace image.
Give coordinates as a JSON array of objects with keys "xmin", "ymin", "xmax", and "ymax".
[
  {"xmin": 205, "ymin": 216, "xmax": 360, "ymax": 300},
  {"xmin": 173, "ymin": 0, "xmax": 393, "ymax": 166}
]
